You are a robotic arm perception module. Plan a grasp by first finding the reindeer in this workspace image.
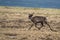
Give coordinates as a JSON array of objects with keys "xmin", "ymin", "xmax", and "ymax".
[{"xmin": 28, "ymin": 13, "xmax": 56, "ymax": 31}]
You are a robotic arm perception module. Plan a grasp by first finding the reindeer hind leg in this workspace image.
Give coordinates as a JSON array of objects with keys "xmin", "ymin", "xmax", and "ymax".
[{"xmin": 44, "ymin": 21, "xmax": 53, "ymax": 31}]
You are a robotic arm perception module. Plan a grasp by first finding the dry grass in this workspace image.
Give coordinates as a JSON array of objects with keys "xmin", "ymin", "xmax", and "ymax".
[{"xmin": 0, "ymin": 6, "xmax": 60, "ymax": 40}]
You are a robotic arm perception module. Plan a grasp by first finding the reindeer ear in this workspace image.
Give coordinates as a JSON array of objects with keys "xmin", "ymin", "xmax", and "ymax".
[{"xmin": 28, "ymin": 12, "xmax": 34, "ymax": 15}]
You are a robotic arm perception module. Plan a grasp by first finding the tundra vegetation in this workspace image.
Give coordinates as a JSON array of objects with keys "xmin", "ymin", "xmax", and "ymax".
[{"xmin": 0, "ymin": 6, "xmax": 60, "ymax": 40}]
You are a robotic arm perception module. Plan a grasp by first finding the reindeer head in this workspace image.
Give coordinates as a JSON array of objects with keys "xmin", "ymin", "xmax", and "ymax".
[{"xmin": 28, "ymin": 13, "xmax": 34, "ymax": 19}]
